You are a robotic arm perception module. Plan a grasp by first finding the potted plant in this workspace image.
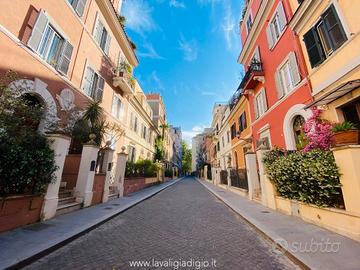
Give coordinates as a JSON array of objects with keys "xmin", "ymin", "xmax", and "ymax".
[
  {"xmin": 332, "ymin": 121, "xmax": 360, "ymax": 146},
  {"xmin": 113, "ymin": 61, "xmax": 132, "ymax": 77}
]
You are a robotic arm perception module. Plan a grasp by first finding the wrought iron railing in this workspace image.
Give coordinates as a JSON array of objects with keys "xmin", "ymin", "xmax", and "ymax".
[
  {"xmin": 230, "ymin": 169, "xmax": 248, "ymax": 190},
  {"xmin": 239, "ymin": 61, "xmax": 263, "ymax": 89}
]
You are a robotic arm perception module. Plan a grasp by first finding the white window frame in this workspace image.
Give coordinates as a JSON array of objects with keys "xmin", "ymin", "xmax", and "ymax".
[
  {"xmin": 81, "ymin": 61, "xmax": 105, "ymax": 101},
  {"xmin": 254, "ymin": 88, "xmax": 267, "ymax": 119},
  {"xmin": 93, "ymin": 13, "xmax": 111, "ymax": 55},
  {"xmin": 111, "ymin": 93, "xmax": 124, "ymax": 120},
  {"xmin": 279, "ymin": 60, "xmax": 294, "ymax": 94}
]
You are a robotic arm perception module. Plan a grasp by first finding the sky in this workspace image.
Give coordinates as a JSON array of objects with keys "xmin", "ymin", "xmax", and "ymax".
[{"xmin": 121, "ymin": 0, "xmax": 245, "ymax": 144}]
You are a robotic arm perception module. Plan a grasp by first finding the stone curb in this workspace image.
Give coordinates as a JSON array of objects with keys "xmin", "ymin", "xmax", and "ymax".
[{"xmin": 196, "ymin": 178, "xmax": 310, "ymax": 270}]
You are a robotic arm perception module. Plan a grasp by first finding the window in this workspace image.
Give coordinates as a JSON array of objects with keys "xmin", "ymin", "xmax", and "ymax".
[
  {"xmin": 266, "ymin": 1, "xmax": 287, "ymax": 48},
  {"xmin": 275, "ymin": 52, "xmax": 301, "ymax": 99},
  {"xmin": 222, "ymin": 136, "xmax": 225, "ymax": 148},
  {"xmin": 231, "ymin": 124, "xmax": 237, "ymax": 139},
  {"xmin": 28, "ymin": 11, "xmax": 73, "ymax": 75},
  {"xmin": 142, "ymin": 125, "xmax": 147, "ymax": 139},
  {"xmin": 227, "ymin": 131, "xmax": 230, "ymax": 143},
  {"xmin": 239, "ymin": 112, "xmax": 247, "ymax": 132},
  {"xmin": 303, "ymin": 4, "xmax": 347, "ymax": 68},
  {"xmin": 128, "ymin": 146, "xmax": 136, "ymax": 162},
  {"xmin": 246, "ymin": 13, "xmax": 253, "ymax": 33},
  {"xmin": 67, "ymin": 0, "xmax": 87, "ymax": 17},
  {"xmin": 82, "ymin": 66, "xmax": 104, "ymax": 101},
  {"xmin": 111, "ymin": 94, "xmax": 124, "ymax": 119},
  {"xmin": 134, "ymin": 116, "xmax": 138, "ymax": 133},
  {"xmin": 93, "ymin": 17, "xmax": 111, "ymax": 55},
  {"xmin": 254, "ymin": 89, "xmax": 267, "ymax": 119}
]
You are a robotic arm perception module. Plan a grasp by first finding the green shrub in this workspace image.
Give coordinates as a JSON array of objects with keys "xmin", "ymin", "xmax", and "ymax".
[
  {"xmin": 125, "ymin": 159, "xmax": 159, "ymax": 178},
  {"xmin": 165, "ymin": 168, "xmax": 173, "ymax": 178},
  {"xmin": 0, "ymin": 72, "xmax": 57, "ymax": 196},
  {"xmin": 263, "ymin": 149, "xmax": 342, "ymax": 207}
]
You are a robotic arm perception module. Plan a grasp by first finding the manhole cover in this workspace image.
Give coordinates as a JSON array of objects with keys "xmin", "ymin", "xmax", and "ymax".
[
  {"xmin": 112, "ymin": 203, "xmax": 120, "ymax": 206},
  {"xmin": 261, "ymin": 210, "xmax": 270, "ymax": 213},
  {"xmin": 104, "ymin": 207, "xmax": 113, "ymax": 210},
  {"xmin": 23, "ymin": 223, "xmax": 53, "ymax": 231}
]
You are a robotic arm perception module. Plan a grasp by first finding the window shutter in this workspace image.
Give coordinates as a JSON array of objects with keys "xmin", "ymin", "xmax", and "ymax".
[
  {"xmin": 57, "ymin": 41, "xmax": 73, "ymax": 75},
  {"xmin": 104, "ymin": 34, "xmax": 111, "ymax": 55},
  {"xmin": 275, "ymin": 70, "xmax": 285, "ymax": 99},
  {"xmin": 96, "ymin": 76, "xmax": 105, "ymax": 101},
  {"xmin": 254, "ymin": 99, "xmax": 259, "ymax": 119},
  {"xmin": 289, "ymin": 51, "xmax": 301, "ymax": 85},
  {"xmin": 303, "ymin": 28, "xmax": 325, "ymax": 68},
  {"xmin": 28, "ymin": 10, "xmax": 48, "ymax": 52},
  {"xmin": 83, "ymin": 66, "xmax": 95, "ymax": 96},
  {"xmin": 277, "ymin": 1, "xmax": 287, "ymax": 31},
  {"xmin": 261, "ymin": 90, "xmax": 268, "ymax": 112},
  {"xmin": 266, "ymin": 25, "xmax": 274, "ymax": 49},
  {"xmin": 322, "ymin": 5, "xmax": 347, "ymax": 50},
  {"xmin": 75, "ymin": 0, "xmax": 87, "ymax": 17},
  {"xmin": 93, "ymin": 18, "xmax": 103, "ymax": 45}
]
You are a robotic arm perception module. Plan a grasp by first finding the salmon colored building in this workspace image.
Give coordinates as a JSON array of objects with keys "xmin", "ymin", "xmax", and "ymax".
[
  {"xmin": 0, "ymin": 0, "xmax": 139, "ymax": 226},
  {"xmin": 239, "ymin": 0, "xmax": 313, "ymax": 150}
]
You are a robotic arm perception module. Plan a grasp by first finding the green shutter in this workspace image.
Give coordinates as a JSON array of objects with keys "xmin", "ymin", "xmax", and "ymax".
[{"xmin": 303, "ymin": 28, "xmax": 325, "ymax": 68}]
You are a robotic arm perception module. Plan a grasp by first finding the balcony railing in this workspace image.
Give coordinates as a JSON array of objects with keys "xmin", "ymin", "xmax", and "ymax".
[
  {"xmin": 229, "ymin": 88, "xmax": 243, "ymax": 110},
  {"xmin": 230, "ymin": 169, "xmax": 248, "ymax": 190},
  {"xmin": 239, "ymin": 61, "xmax": 264, "ymax": 90}
]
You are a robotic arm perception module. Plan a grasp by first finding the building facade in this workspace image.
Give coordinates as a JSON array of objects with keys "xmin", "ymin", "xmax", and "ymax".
[
  {"xmin": 170, "ymin": 126, "xmax": 183, "ymax": 171},
  {"xmin": 239, "ymin": 0, "xmax": 313, "ymax": 151},
  {"xmin": 289, "ymin": 0, "xmax": 360, "ymax": 126},
  {"xmin": 124, "ymin": 82, "xmax": 159, "ymax": 163}
]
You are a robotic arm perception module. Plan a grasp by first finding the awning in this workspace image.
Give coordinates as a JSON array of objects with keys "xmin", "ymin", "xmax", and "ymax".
[{"xmin": 305, "ymin": 79, "xmax": 360, "ymax": 109}]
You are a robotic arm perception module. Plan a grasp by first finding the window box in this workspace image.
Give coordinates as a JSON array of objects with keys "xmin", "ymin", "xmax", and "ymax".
[{"xmin": 333, "ymin": 130, "xmax": 360, "ymax": 146}]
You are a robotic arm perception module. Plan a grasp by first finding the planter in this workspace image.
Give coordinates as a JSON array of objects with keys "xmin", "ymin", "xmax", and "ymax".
[{"xmin": 333, "ymin": 130, "xmax": 360, "ymax": 146}]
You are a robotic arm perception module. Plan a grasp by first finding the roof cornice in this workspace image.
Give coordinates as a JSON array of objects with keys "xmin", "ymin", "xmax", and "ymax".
[
  {"xmin": 289, "ymin": 0, "xmax": 323, "ymax": 34},
  {"xmin": 238, "ymin": 0, "xmax": 275, "ymax": 64},
  {"xmin": 96, "ymin": 0, "xmax": 139, "ymax": 66}
]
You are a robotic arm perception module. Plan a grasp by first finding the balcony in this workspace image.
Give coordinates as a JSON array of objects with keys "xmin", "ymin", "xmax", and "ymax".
[
  {"xmin": 239, "ymin": 61, "xmax": 264, "ymax": 92},
  {"xmin": 112, "ymin": 69, "xmax": 135, "ymax": 96},
  {"xmin": 229, "ymin": 88, "xmax": 243, "ymax": 110}
]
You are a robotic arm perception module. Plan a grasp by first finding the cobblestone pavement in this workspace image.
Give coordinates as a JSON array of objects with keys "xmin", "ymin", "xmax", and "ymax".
[{"xmin": 25, "ymin": 177, "xmax": 298, "ymax": 270}]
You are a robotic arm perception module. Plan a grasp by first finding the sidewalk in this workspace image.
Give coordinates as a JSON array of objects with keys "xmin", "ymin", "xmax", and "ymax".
[
  {"xmin": 0, "ymin": 178, "xmax": 183, "ymax": 270},
  {"xmin": 198, "ymin": 179, "xmax": 360, "ymax": 270}
]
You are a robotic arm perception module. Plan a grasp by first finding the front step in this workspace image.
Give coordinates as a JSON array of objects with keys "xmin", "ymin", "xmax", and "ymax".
[
  {"xmin": 56, "ymin": 201, "xmax": 82, "ymax": 216},
  {"xmin": 58, "ymin": 196, "xmax": 76, "ymax": 206},
  {"xmin": 59, "ymin": 190, "xmax": 72, "ymax": 199}
]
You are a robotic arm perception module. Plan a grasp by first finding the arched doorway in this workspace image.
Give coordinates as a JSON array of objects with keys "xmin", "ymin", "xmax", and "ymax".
[
  {"xmin": 21, "ymin": 93, "xmax": 44, "ymax": 131},
  {"xmin": 292, "ymin": 115, "xmax": 305, "ymax": 148}
]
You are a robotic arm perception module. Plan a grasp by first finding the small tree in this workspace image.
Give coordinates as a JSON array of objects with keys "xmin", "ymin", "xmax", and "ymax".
[
  {"xmin": 181, "ymin": 141, "xmax": 192, "ymax": 174},
  {"xmin": 196, "ymin": 145, "xmax": 206, "ymax": 172},
  {"xmin": 154, "ymin": 135, "xmax": 165, "ymax": 161},
  {"xmin": 303, "ymin": 107, "xmax": 333, "ymax": 152}
]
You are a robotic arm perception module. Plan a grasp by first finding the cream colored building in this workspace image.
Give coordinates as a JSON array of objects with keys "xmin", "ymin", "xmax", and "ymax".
[{"xmin": 123, "ymin": 82, "xmax": 160, "ymax": 162}]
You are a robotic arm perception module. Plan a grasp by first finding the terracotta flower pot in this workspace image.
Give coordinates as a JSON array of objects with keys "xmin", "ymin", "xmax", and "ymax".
[{"xmin": 333, "ymin": 130, "xmax": 360, "ymax": 146}]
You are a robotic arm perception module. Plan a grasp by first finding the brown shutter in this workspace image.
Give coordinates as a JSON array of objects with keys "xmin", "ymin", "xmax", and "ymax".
[{"xmin": 19, "ymin": 6, "xmax": 39, "ymax": 44}]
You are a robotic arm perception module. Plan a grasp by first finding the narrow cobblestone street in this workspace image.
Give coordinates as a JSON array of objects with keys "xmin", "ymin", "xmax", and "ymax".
[{"xmin": 25, "ymin": 178, "xmax": 297, "ymax": 270}]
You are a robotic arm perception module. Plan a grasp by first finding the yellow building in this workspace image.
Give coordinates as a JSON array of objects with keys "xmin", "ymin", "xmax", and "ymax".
[{"xmin": 289, "ymin": 0, "xmax": 360, "ymax": 125}]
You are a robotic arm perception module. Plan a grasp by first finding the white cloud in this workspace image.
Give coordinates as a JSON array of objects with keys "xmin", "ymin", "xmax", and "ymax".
[
  {"xmin": 169, "ymin": 0, "xmax": 186, "ymax": 8},
  {"xmin": 182, "ymin": 125, "xmax": 208, "ymax": 145},
  {"xmin": 149, "ymin": 71, "xmax": 165, "ymax": 92},
  {"xmin": 122, "ymin": 0, "xmax": 156, "ymax": 35},
  {"xmin": 179, "ymin": 34, "xmax": 198, "ymax": 61},
  {"xmin": 221, "ymin": 2, "xmax": 237, "ymax": 50},
  {"xmin": 138, "ymin": 43, "xmax": 165, "ymax": 59}
]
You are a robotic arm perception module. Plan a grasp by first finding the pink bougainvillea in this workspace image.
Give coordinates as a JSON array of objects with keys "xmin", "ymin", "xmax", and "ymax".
[{"xmin": 303, "ymin": 107, "xmax": 333, "ymax": 152}]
